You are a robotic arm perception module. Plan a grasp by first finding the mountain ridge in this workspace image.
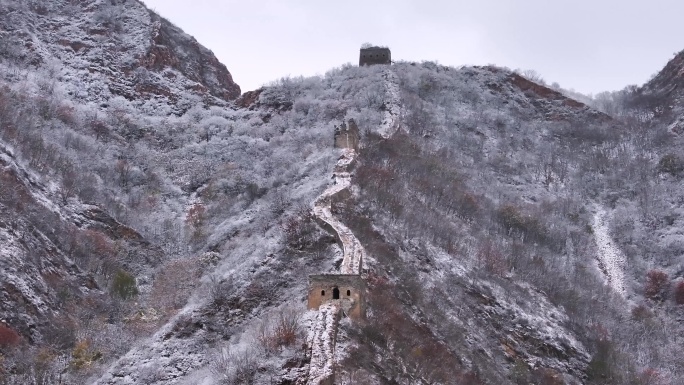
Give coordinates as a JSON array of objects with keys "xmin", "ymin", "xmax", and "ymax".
[{"xmin": 1, "ymin": 3, "xmax": 684, "ymax": 384}]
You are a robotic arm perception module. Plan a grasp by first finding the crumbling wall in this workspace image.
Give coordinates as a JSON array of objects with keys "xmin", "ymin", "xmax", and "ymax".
[
  {"xmin": 334, "ymin": 119, "xmax": 360, "ymax": 150},
  {"xmin": 308, "ymin": 302, "xmax": 340, "ymax": 385}
]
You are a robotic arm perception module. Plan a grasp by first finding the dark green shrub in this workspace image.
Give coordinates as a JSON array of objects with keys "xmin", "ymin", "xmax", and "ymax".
[
  {"xmin": 497, "ymin": 204, "xmax": 548, "ymax": 244},
  {"xmin": 111, "ymin": 270, "xmax": 138, "ymax": 300},
  {"xmin": 657, "ymin": 154, "xmax": 684, "ymax": 176}
]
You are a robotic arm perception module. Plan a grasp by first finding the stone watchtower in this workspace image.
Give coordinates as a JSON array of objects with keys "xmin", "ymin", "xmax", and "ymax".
[
  {"xmin": 307, "ymin": 274, "xmax": 366, "ymax": 319},
  {"xmin": 359, "ymin": 46, "xmax": 391, "ymax": 66}
]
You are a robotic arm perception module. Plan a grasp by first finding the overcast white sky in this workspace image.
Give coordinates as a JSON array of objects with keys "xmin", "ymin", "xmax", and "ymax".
[{"xmin": 142, "ymin": 0, "xmax": 684, "ymax": 95}]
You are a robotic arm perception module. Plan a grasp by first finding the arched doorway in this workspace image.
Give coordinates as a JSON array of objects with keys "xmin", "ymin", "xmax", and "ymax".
[{"xmin": 332, "ymin": 287, "xmax": 340, "ymax": 299}]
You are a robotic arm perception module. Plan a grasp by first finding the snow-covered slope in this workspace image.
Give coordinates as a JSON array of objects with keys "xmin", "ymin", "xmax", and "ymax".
[
  {"xmin": 3, "ymin": 3, "xmax": 684, "ymax": 383},
  {"xmin": 0, "ymin": 0, "xmax": 240, "ymax": 113},
  {"xmin": 592, "ymin": 206, "xmax": 627, "ymax": 297}
]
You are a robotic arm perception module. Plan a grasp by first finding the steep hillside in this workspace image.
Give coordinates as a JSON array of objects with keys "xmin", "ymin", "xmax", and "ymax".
[
  {"xmin": 0, "ymin": 0, "xmax": 240, "ymax": 113},
  {"xmin": 0, "ymin": 9, "xmax": 389, "ymax": 379},
  {"xmin": 637, "ymin": 51, "xmax": 684, "ymax": 116},
  {"xmin": 1, "ymin": 3, "xmax": 684, "ymax": 384}
]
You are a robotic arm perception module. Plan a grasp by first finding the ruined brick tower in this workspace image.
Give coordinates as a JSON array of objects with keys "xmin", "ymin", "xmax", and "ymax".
[
  {"xmin": 307, "ymin": 274, "xmax": 366, "ymax": 320},
  {"xmin": 359, "ymin": 46, "xmax": 391, "ymax": 66},
  {"xmin": 333, "ymin": 119, "xmax": 360, "ymax": 150}
]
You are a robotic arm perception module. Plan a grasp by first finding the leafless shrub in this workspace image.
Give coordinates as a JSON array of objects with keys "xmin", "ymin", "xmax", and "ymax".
[
  {"xmin": 138, "ymin": 363, "xmax": 164, "ymax": 384},
  {"xmin": 115, "ymin": 159, "xmax": 132, "ymax": 188},
  {"xmin": 209, "ymin": 346, "xmax": 258, "ymax": 385},
  {"xmin": 476, "ymin": 240, "xmax": 509, "ymax": 276},
  {"xmin": 150, "ymin": 257, "xmax": 202, "ymax": 312},
  {"xmin": 208, "ymin": 275, "xmax": 235, "ymax": 310},
  {"xmin": 673, "ymin": 280, "xmax": 684, "ymax": 305},
  {"xmin": 2, "ymin": 347, "xmax": 63, "ymax": 385},
  {"xmin": 0, "ymin": 324, "xmax": 21, "ymax": 348},
  {"xmin": 630, "ymin": 303, "xmax": 654, "ymax": 321},
  {"xmin": 656, "ymin": 154, "xmax": 684, "ymax": 177},
  {"xmin": 55, "ymin": 103, "xmax": 77, "ymax": 125},
  {"xmin": 90, "ymin": 119, "xmax": 110, "ymax": 141},
  {"xmin": 255, "ymin": 308, "xmax": 302, "ymax": 354},
  {"xmin": 282, "ymin": 207, "xmax": 318, "ymax": 250},
  {"xmin": 497, "ymin": 204, "xmax": 548, "ymax": 245},
  {"xmin": 185, "ymin": 202, "xmax": 206, "ymax": 240},
  {"xmin": 59, "ymin": 166, "xmax": 78, "ymax": 204}
]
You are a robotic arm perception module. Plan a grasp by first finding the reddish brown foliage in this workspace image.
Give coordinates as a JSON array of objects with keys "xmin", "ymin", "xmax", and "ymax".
[
  {"xmin": 55, "ymin": 104, "xmax": 76, "ymax": 125},
  {"xmin": 532, "ymin": 368, "xmax": 565, "ymax": 385},
  {"xmin": 644, "ymin": 270, "xmax": 669, "ymax": 301},
  {"xmin": 631, "ymin": 303, "xmax": 654, "ymax": 321},
  {"xmin": 0, "ymin": 324, "xmax": 21, "ymax": 348},
  {"xmin": 186, "ymin": 203, "xmax": 205, "ymax": 229},
  {"xmin": 186, "ymin": 203, "xmax": 206, "ymax": 241},
  {"xmin": 509, "ymin": 73, "xmax": 585, "ymax": 109},
  {"xmin": 673, "ymin": 281, "xmax": 684, "ymax": 305},
  {"xmin": 150, "ymin": 258, "xmax": 202, "ymax": 311},
  {"xmin": 91, "ymin": 119, "xmax": 110, "ymax": 140},
  {"xmin": 477, "ymin": 240, "xmax": 508, "ymax": 276},
  {"xmin": 362, "ymin": 276, "xmax": 485, "ymax": 384},
  {"xmin": 282, "ymin": 209, "xmax": 319, "ymax": 250},
  {"xmin": 639, "ymin": 368, "xmax": 666, "ymax": 385}
]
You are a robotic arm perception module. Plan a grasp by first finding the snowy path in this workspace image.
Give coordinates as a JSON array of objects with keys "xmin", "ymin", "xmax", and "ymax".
[
  {"xmin": 307, "ymin": 303, "xmax": 341, "ymax": 385},
  {"xmin": 379, "ymin": 69, "xmax": 401, "ymax": 138},
  {"xmin": 592, "ymin": 207, "xmax": 627, "ymax": 297},
  {"xmin": 312, "ymin": 149, "xmax": 364, "ymax": 274}
]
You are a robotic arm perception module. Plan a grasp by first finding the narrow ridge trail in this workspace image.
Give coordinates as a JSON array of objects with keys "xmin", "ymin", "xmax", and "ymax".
[
  {"xmin": 306, "ymin": 68, "xmax": 400, "ymax": 385},
  {"xmin": 306, "ymin": 303, "xmax": 341, "ymax": 385},
  {"xmin": 312, "ymin": 148, "xmax": 363, "ymax": 275}
]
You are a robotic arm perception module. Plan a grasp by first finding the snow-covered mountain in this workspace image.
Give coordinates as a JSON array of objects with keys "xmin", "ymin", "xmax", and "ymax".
[
  {"xmin": 1, "ymin": 1, "xmax": 684, "ymax": 384},
  {"xmin": 0, "ymin": 0, "xmax": 240, "ymax": 113}
]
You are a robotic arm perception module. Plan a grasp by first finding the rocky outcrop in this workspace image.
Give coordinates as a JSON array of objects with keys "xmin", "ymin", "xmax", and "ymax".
[
  {"xmin": 0, "ymin": 0, "xmax": 241, "ymax": 111},
  {"xmin": 235, "ymin": 88, "xmax": 264, "ymax": 109},
  {"xmin": 140, "ymin": 15, "xmax": 241, "ymax": 101},
  {"xmin": 0, "ymin": 144, "xmax": 161, "ymax": 345},
  {"xmin": 641, "ymin": 50, "xmax": 684, "ymax": 102},
  {"xmin": 634, "ymin": 50, "xmax": 684, "ymax": 126}
]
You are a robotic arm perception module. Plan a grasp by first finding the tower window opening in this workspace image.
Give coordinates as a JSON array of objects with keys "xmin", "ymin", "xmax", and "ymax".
[
  {"xmin": 321, "ymin": 290, "xmax": 325, "ymax": 296},
  {"xmin": 347, "ymin": 289, "xmax": 351, "ymax": 296},
  {"xmin": 333, "ymin": 287, "xmax": 340, "ymax": 299}
]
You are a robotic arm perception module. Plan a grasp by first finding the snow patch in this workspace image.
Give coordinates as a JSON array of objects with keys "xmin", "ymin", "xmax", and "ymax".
[{"xmin": 593, "ymin": 206, "xmax": 627, "ymax": 296}]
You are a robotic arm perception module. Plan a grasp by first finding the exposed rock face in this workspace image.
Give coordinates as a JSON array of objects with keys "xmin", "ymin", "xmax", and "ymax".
[
  {"xmin": 235, "ymin": 88, "xmax": 264, "ymax": 109},
  {"xmin": 141, "ymin": 14, "xmax": 241, "ymax": 101},
  {"xmin": 641, "ymin": 50, "xmax": 684, "ymax": 104},
  {"xmin": 0, "ymin": 145, "xmax": 162, "ymax": 345},
  {"xmin": 627, "ymin": 50, "xmax": 684, "ymax": 128},
  {"xmin": 0, "ymin": 0, "xmax": 240, "ymax": 112}
]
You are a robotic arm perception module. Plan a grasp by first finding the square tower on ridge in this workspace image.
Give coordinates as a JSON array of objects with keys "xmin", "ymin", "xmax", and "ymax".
[{"xmin": 359, "ymin": 46, "xmax": 391, "ymax": 66}]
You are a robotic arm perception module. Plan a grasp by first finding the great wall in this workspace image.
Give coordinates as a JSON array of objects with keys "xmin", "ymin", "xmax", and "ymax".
[{"xmin": 305, "ymin": 67, "xmax": 401, "ymax": 385}]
